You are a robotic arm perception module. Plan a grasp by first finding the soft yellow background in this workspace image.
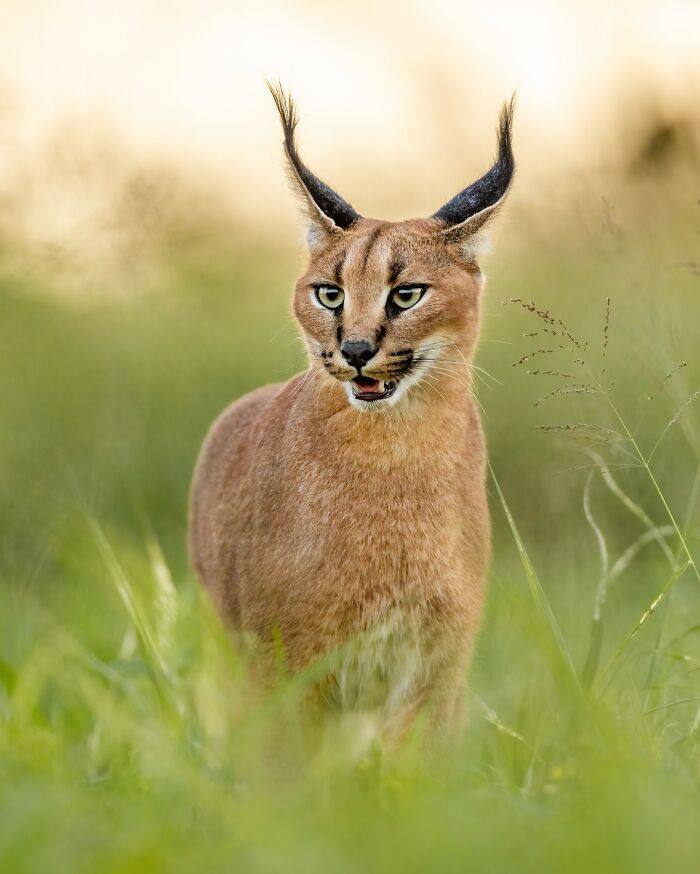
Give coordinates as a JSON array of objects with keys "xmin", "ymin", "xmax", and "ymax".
[{"xmin": 1, "ymin": 0, "xmax": 698, "ymax": 249}]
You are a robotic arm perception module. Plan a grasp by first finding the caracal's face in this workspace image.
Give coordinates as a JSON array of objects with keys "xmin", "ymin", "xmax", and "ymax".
[{"xmin": 295, "ymin": 218, "xmax": 484, "ymax": 412}]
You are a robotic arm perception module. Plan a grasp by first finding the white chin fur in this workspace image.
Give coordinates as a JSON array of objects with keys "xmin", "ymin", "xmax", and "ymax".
[{"xmin": 344, "ymin": 360, "xmax": 432, "ymax": 412}]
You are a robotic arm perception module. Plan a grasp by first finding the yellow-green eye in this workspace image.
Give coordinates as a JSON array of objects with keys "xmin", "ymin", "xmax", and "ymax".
[
  {"xmin": 391, "ymin": 286, "xmax": 426, "ymax": 310},
  {"xmin": 315, "ymin": 285, "xmax": 345, "ymax": 310}
]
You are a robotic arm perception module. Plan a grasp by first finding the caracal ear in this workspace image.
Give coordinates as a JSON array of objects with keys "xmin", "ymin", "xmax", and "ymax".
[
  {"xmin": 432, "ymin": 97, "xmax": 515, "ymax": 257},
  {"xmin": 267, "ymin": 82, "xmax": 361, "ymax": 251}
]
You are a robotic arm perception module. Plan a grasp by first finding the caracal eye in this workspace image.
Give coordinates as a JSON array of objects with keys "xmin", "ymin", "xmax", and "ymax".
[
  {"xmin": 316, "ymin": 285, "xmax": 345, "ymax": 310},
  {"xmin": 391, "ymin": 286, "xmax": 426, "ymax": 310}
]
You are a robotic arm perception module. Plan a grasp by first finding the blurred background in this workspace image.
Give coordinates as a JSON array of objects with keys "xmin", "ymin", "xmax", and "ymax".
[
  {"xmin": 2, "ymin": 3, "xmax": 700, "ymax": 871},
  {"xmin": 2, "ymin": 0, "xmax": 699, "ymax": 265},
  {"xmin": 3, "ymin": 0, "xmax": 698, "ymax": 569}
]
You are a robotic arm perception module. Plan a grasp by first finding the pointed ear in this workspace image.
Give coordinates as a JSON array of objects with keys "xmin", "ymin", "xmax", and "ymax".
[
  {"xmin": 267, "ymin": 82, "xmax": 361, "ymax": 250},
  {"xmin": 432, "ymin": 97, "xmax": 515, "ymax": 253}
]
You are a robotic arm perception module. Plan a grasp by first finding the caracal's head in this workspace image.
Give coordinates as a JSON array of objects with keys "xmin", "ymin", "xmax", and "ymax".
[{"xmin": 269, "ymin": 85, "xmax": 515, "ymax": 412}]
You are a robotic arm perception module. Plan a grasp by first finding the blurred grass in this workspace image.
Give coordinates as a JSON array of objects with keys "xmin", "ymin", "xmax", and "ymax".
[{"xmin": 2, "ymin": 166, "xmax": 700, "ymax": 873}]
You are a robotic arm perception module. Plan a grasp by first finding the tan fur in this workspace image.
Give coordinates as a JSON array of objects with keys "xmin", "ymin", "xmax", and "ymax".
[
  {"xmin": 189, "ymin": 91, "xmax": 513, "ymax": 740},
  {"xmin": 189, "ymin": 215, "xmax": 497, "ymax": 737}
]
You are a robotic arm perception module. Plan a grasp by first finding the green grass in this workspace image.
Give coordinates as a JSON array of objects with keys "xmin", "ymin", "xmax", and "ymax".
[{"xmin": 2, "ymin": 176, "xmax": 700, "ymax": 873}]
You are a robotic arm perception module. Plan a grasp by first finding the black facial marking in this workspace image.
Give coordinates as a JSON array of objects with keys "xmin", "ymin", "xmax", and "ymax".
[
  {"xmin": 389, "ymin": 348, "xmax": 413, "ymax": 357},
  {"xmin": 385, "ymin": 299, "xmax": 402, "ymax": 320},
  {"xmin": 360, "ymin": 226, "xmax": 384, "ymax": 273},
  {"xmin": 385, "ymin": 359, "xmax": 413, "ymax": 370},
  {"xmin": 387, "ymin": 256, "xmax": 405, "ymax": 287},
  {"xmin": 376, "ymin": 324, "xmax": 386, "ymax": 346},
  {"xmin": 336, "ymin": 324, "xmax": 343, "ymax": 344},
  {"xmin": 333, "ymin": 254, "xmax": 346, "ymax": 287},
  {"xmin": 384, "ymin": 359, "xmax": 414, "ymax": 379}
]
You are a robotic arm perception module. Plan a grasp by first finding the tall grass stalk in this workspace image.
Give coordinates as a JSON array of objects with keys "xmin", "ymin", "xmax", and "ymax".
[
  {"xmin": 592, "ymin": 374, "xmax": 700, "ymax": 585},
  {"xmin": 488, "ymin": 461, "xmax": 581, "ymax": 691}
]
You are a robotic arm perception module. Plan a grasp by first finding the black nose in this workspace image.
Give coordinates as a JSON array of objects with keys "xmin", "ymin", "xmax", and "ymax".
[{"xmin": 340, "ymin": 339, "xmax": 376, "ymax": 371}]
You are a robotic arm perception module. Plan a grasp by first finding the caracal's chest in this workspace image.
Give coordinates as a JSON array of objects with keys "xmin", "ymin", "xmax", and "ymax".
[
  {"xmin": 241, "ymin": 401, "xmax": 479, "ymax": 691},
  {"xmin": 284, "ymin": 440, "xmax": 465, "ymax": 585},
  {"xmin": 331, "ymin": 606, "xmax": 439, "ymax": 713},
  {"xmin": 267, "ymin": 435, "xmax": 467, "ymax": 626}
]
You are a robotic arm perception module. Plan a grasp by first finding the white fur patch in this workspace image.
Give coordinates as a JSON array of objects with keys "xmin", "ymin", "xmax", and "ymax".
[
  {"xmin": 461, "ymin": 230, "xmax": 493, "ymax": 259},
  {"xmin": 335, "ymin": 609, "xmax": 426, "ymax": 714}
]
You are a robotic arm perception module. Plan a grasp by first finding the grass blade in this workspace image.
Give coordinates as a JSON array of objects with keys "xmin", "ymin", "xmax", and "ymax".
[
  {"xmin": 488, "ymin": 461, "xmax": 580, "ymax": 691},
  {"xmin": 599, "ymin": 560, "xmax": 691, "ymax": 691}
]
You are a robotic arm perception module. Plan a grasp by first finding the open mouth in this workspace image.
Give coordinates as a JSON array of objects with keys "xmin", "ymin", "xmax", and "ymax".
[{"xmin": 351, "ymin": 376, "xmax": 397, "ymax": 401}]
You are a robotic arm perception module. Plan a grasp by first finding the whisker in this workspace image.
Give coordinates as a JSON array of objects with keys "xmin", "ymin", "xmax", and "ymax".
[
  {"xmin": 288, "ymin": 367, "xmax": 314, "ymax": 401},
  {"xmin": 415, "ymin": 340, "xmax": 502, "ymax": 386},
  {"xmin": 430, "ymin": 362, "xmax": 491, "ymax": 393},
  {"xmin": 430, "ymin": 366, "xmax": 479, "ymax": 396},
  {"xmin": 421, "ymin": 374, "xmax": 447, "ymax": 403}
]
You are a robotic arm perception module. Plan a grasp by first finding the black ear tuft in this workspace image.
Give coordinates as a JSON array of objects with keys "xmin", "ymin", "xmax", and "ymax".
[
  {"xmin": 432, "ymin": 96, "xmax": 515, "ymax": 227},
  {"xmin": 267, "ymin": 81, "xmax": 361, "ymax": 230}
]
